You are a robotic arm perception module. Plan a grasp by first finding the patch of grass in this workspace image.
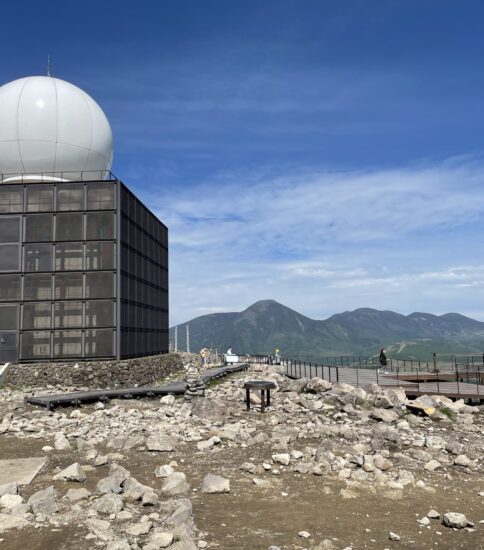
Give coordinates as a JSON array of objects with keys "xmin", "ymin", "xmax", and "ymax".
[{"xmin": 439, "ymin": 407, "xmax": 455, "ymax": 420}]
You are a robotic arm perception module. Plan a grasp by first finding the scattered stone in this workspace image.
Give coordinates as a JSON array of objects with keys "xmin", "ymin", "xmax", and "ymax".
[
  {"xmin": 0, "ymin": 513, "xmax": 28, "ymax": 533},
  {"xmin": 389, "ymin": 532, "xmax": 400, "ymax": 541},
  {"xmin": 162, "ymin": 472, "xmax": 190, "ymax": 495},
  {"xmin": 0, "ymin": 494, "xmax": 23, "ymax": 510},
  {"xmin": 52, "ymin": 462, "xmax": 86, "ymax": 483},
  {"xmin": 146, "ymin": 434, "xmax": 177, "ymax": 452},
  {"xmin": 202, "ymin": 474, "xmax": 230, "ymax": 494},
  {"xmin": 64, "ymin": 488, "xmax": 91, "ymax": 502},
  {"xmin": 272, "ymin": 453, "xmax": 290, "ymax": 466},
  {"xmin": 155, "ymin": 464, "xmax": 175, "ymax": 478},
  {"xmin": 442, "ymin": 512, "xmax": 468, "ymax": 529},
  {"xmin": 92, "ymin": 493, "xmax": 124, "ymax": 515},
  {"xmin": 424, "ymin": 460, "xmax": 442, "ymax": 472},
  {"xmin": 53, "ymin": 432, "xmax": 71, "ymax": 451}
]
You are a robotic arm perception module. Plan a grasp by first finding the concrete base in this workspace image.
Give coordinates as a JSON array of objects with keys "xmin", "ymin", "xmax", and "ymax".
[{"xmin": 0, "ymin": 457, "xmax": 46, "ymax": 486}]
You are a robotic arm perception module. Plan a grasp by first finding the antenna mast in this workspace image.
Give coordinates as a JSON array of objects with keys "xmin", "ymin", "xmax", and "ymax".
[
  {"xmin": 47, "ymin": 55, "xmax": 51, "ymax": 77},
  {"xmin": 174, "ymin": 326, "xmax": 178, "ymax": 352},
  {"xmin": 186, "ymin": 324, "xmax": 190, "ymax": 354}
]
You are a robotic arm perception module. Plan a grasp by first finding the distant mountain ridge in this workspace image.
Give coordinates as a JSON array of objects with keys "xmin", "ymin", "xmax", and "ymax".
[{"xmin": 170, "ymin": 299, "xmax": 484, "ymax": 359}]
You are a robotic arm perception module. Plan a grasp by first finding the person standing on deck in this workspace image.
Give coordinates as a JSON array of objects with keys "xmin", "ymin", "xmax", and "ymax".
[{"xmin": 379, "ymin": 348, "xmax": 388, "ymax": 373}]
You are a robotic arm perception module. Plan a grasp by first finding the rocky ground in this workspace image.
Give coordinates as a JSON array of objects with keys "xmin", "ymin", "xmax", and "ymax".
[{"xmin": 0, "ymin": 363, "xmax": 483, "ymax": 550}]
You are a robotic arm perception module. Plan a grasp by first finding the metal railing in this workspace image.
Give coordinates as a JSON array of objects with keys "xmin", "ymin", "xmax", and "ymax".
[
  {"xmin": 0, "ymin": 171, "xmax": 118, "ymax": 184},
  {"xmin": 252, "ymin": 354, "xmax": 484, "ymax": 402}
]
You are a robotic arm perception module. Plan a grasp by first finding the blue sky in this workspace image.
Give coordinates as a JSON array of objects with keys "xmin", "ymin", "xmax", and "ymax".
[{"xmin": 2, "ymin": 0, "xmax": 484, "ymax": 324}]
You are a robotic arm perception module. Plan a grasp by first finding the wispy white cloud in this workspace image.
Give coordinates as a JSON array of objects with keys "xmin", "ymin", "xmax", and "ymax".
[{"xmin": 137, "ymin": 155, "xmax": 484, "ymax": 325}]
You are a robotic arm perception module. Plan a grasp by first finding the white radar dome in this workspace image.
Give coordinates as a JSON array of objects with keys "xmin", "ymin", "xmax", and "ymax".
[{"xmin": 0, "ymin": 76, "xmax": 113, "ymax": 182}]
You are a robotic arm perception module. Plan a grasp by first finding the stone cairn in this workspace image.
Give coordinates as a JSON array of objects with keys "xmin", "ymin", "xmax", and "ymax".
[{"xmin": 184, "ymin": 361, "xmax": 205, "ymax": 399}]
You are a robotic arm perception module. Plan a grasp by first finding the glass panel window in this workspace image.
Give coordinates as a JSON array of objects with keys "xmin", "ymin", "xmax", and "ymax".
[
  {"xmin": 85, "ymin": 329, "xmax": 114, "ymax": 357},
  {"xmin": 85, "ymin": 300, "xmax": 114, "ymax": 327},
  {"xmin": 85, "ymin": 271, "xmax": 114, "ymax": 299},
  {"xmin": 55, "ymin": 213, "xmax": 83, "ymax": 241},
  {"xmin": 54, "ymin": 301, "xmax": 82, "ymax": 328},
  {"xmin": 22, "ymin": 302, "xmax": 51, "ymax": 330},
  {"xmin": 0, "ymin": 275, "xmax": 20, "ymax": 301},
  {"xmin": 21, "ymin": 331, "xmax": 51, "ymax": 359},
  {"xmin": 87, "ymin": 182, "xmax": 115, "ymax": 210},
  {"xmin": 24, "ymin": 244, "xmax": 52, "ymax": 272},
  {"xmin": 0, "ymin": 244, "xmax": 20, "ymax": 271},
  {"xmin": 26, "ymin": 185, "xmax": 53, "ymax": 212},
  {"xmin": 0, "ymin": 218, "xmax": 20, "ymax": 242},
  {"xmin": 53, "ymin": 330, "xmax": 82, "ymax": 358},
  {"xmin": 0, "ymin": 304, "xmax": 18, "ymax": 330},
  {"xmin": 54, "ymin": 272, "xmax": 83, "ymax": 299},
  {"xmin": 86, "ymin": 212, "xmax": 115, "ymax": 240},
  {"xmin": 0, "ymin": 187, "xmax": 23, "ymax": 213},
  {"xmin": 56, "ymin": 185, "xmax": 83, "ymax": 211},
  {"xmin": 85, "ymin": 241, "xmax": 114, "ymax": 270},
  {"xmin": 23, "ymin": 273, "xmax": 52, "ymax": 300},
  {"xmin": 55, "ymin": 242, "xmax": 83, "ymax": 271},
  {"xmin": 25, "ymin": 214, "xmax": 53, "ymax": 242}
]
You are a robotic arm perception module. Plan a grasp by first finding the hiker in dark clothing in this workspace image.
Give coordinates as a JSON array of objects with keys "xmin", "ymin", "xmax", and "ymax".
[{"xmin": 379, "ymin": 348, "xmax": 387, "ymax": 368}]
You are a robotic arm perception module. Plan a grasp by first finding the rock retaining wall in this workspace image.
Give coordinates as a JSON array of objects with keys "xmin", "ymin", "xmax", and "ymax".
[{"xmin": 3, "ymin": 353, "xmax": 184, "ymax": 389}]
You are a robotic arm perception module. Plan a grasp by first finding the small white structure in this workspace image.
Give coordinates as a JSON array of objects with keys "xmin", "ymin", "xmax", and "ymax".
[
  {"xmin": 0, "ymin": 76, "xmax": 113, "ymax": 182},
  {"xmin": 224, "ymin": 347, "xmax": 239, "ymax": 365}
]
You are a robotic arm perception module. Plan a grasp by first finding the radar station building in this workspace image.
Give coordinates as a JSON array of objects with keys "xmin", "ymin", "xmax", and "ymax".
[{"xmin": 0, "ymin": 77, "xmax": 169, "ymax": 362}]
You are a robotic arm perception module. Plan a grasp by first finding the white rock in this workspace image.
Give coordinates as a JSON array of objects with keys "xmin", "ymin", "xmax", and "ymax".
[
  {"xmin": 424, "ymin": 460, "xmax": 442, "ymax": 472},
  {"xmin": 0, "ymin": 494, "xmax": 23, "ymax": 510},
  {"xmin": 52, "ymin": 462, "xmax": 86, "ymax": 483},
  {"xmin": 298, "ymin": 530, "xmax": 311, "ymax": 538},
  {"xmin": 155, "ymin": 464, "xmax": 175, "ymax": 478},
  {"xmin": 150, "ymin": 532, "xmax": 174, "ymax": 548},
  {"xmin": 146, "ymin": 434, "xmax": 177, "ymax": 452},
  {"xmin": 442, "ymin": 512, "xmax": 468, "ymax": 529},
  {"xmin": 202, "ymin": 474, "xmax": 230, "ymax": 494},
  {"xmin": 160, "ymin": 395, "xmax": 176, "ymax": 405},
  {"xmin": 54, "ymin": 433, "xmax": 71, "ymax": 451},
  {"xmin": 0, "ymin": 513, "xmax": 28, "ymax": 533},
  {"xmin": 272, "ymin": 453, "xmax": 290, "ymax": 466},
  {"xmin": 92, "ymin": 494, "xmax": 124, "ymax": 515},
  {"xmin": 162, "ymin": 472, "xmax": 190, "ymax": 495}
]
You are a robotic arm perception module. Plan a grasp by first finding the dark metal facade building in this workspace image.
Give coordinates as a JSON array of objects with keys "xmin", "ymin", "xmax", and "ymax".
[{"xmin": 0, "ymin": 176, "xmax": 168, "ymax": 362}]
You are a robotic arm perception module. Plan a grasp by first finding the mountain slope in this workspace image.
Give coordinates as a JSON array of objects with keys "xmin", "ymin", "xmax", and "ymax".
[{"xmin": 170, "ymin": 300, "xmax": 484, "ymax": 358}]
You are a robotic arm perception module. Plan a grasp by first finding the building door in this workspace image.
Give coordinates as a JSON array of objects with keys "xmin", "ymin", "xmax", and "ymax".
[{"xmin": 0, "ymin": 332, "xmax": 18, "ymax": 363}]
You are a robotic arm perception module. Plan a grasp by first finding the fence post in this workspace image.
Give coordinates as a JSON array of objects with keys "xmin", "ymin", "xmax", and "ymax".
[
  {"xmin": 336, "ymin": 366, "xmax": 339, "ymax": 383},
  {"xmin": 356, "ymin": 364, "xmax": 359, "ymax": 387},
  {"xmin": 328, "ymin": 364, "xmax": 331, "ymax": 383}
]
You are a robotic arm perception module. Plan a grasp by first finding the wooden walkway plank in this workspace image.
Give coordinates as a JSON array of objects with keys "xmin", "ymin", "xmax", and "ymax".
[{"xmin": 26, "ymin": 363, "xmax": 249, "ymax": 410}]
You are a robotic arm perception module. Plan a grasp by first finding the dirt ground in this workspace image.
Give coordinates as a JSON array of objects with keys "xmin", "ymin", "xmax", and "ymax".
[{"xmin": 0, "ymin": 402, "xmax": 483, "ymax": 550}]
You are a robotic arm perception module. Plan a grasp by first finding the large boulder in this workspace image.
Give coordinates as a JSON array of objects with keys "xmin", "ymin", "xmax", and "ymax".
[
  {"xmin": 191, "ymin": 398, "xmax": 231, "ymax": 423},
  {"xmin": 305, "ymin": 378, "xmax": 332, "ymax": 393},
  {"xmin": 442, "ymin": 512, "xmax": 468, "ymax": 529}
]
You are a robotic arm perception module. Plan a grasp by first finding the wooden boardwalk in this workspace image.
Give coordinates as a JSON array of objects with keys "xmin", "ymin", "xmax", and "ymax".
[
  {"xmin": 26, "ymin": 363, "xmax": 249, "ymax": 410},
  {"xmin": 284, "ymin": 361, "xmax": 484, "ymax": 402}
]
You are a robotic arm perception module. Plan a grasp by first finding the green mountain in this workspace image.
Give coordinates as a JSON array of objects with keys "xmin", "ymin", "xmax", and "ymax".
[{"xmin": 170, "ymin": 299, "xmax": 484, "ymax": 360}]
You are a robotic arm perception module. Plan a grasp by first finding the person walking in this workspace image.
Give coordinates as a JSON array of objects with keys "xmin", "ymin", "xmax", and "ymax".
[{"xmin": 379, "ymin": 348, "xmax": 387, "ymax": 372}]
